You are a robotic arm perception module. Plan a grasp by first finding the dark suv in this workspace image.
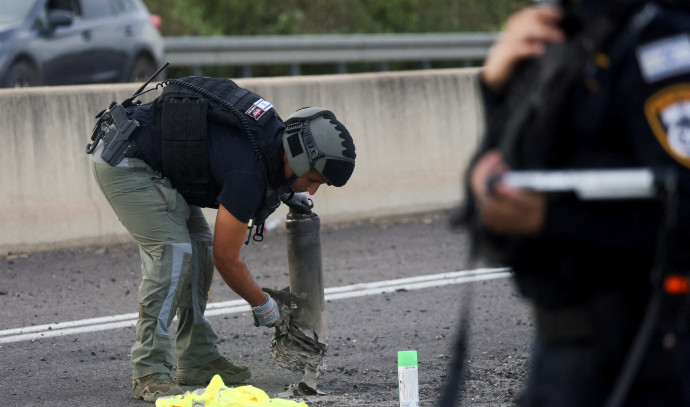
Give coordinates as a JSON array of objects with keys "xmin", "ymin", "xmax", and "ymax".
[{"xmin": 0, "ymin": 0, "xmax": 164, "ymax": 87}]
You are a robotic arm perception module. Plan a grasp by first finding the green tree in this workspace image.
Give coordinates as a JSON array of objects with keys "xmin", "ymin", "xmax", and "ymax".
[
  {"xmin": 142, "ymin": 0, "xmax": 529, "ymax": 77},
  {"xmin": 144, "ymin": 0, "xmax": 529, "ymax": 36}
]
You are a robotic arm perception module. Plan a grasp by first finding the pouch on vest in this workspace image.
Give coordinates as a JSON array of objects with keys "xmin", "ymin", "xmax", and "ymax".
[{"xmin": 160, "ymin": 94, "xmax": 218, "ymax": 207}]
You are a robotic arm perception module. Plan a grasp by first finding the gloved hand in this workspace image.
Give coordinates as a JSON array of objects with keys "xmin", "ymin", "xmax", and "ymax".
[
  {"xmin": 251, "ymin": 292, "xmax": 280, "ymax": 327},
  {"xmin": 280, "ymin": 192, "xmax": 313, "ymax": 215}
]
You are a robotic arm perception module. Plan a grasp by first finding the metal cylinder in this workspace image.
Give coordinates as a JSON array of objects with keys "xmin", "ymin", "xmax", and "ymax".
[
  {"xmin": 285, "ymin": 210, "xmax": 327, "ymax": 343},
  {"xmin": 272, "ymin": 209, "xmax": 328, "ymax": 393}
]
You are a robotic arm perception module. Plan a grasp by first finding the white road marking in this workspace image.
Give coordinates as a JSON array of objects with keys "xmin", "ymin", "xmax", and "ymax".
[{"xmin": 0, "ymin": 267, "xmax": 510, "ymax": 344}]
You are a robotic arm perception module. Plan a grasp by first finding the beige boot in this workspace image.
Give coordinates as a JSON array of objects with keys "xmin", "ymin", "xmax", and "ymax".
[{"xmin": 132, "ymin": 372, "xmax": 184, "ymax": 402}]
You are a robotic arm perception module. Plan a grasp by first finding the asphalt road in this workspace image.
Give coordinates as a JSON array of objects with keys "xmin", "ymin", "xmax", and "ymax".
[{"xmin": 0, "ymin": 209, "xmax": 534, "ymax": 407}]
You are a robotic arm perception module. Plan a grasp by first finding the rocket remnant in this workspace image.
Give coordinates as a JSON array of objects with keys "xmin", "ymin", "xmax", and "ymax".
[{"xmin": 268, "ymin": 209, "xmax": 327, "ymax": 394}]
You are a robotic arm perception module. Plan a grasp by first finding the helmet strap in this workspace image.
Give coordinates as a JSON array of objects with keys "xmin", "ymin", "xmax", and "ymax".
[{"xmin": 285, "ymin": 173, "xmax": 298, "ymax": 187}]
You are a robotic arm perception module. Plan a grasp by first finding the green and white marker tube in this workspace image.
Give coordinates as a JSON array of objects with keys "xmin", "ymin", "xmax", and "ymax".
[{"xmin": 398, "ymin": 350, "xmax": 419, "ymax": 407}]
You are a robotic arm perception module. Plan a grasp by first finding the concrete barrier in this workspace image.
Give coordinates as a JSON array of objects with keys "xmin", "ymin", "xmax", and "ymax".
[{"xmin": 0, "ymin": 68, "xmax": 483, "ymax": 253}]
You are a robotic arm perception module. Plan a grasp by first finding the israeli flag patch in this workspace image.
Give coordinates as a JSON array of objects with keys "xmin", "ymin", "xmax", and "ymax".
[
  {"xmin": 245, "ymin": 98, "xmax": 273, "ymax": 120},
  {"xmin": 636, "ymin": 34, "xmax": 690, "ymax": 83}
]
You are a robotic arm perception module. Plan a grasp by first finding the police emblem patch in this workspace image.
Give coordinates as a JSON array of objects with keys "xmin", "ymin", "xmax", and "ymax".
[
  {"xmin": 245, "ymin": 98, "xmax": 273, "ymax": 120},
  {"xmin": 644, "ymin": 84, "xmax": 690, "ymax": 168}
]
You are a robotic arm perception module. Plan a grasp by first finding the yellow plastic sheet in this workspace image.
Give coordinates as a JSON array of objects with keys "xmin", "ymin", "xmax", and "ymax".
[{"xmin": 155, "ymin": 375, "xmax": 309, "ymax": 407}]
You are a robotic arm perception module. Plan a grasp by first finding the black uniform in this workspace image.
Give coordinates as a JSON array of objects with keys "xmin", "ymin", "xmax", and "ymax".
[
  {"xmin": 117, "ymin": 75, "xmax": 297, "ymax": 235},
  {"xmin": 127, "ymin": 102, "xmax": 290, "ymax": 224},
  {"xmin": 465, "ymin": 1, "xmax": 690, "ymax": 406}
]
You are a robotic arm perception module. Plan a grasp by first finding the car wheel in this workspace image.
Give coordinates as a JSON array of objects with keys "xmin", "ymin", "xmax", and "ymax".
[
  {"xmin": 4, "ymin": 61, "xmax": 39, "ymax": 87},
  {"xmin": 128, "ymin": 56, "xmax": 157, "ymax": 83}
]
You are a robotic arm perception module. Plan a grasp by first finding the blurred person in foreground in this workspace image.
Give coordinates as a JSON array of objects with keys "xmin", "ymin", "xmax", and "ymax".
[
  {"xmin": 88, "ymin": 76, "xmax": 356, "ymax": 402},
  {"xmin": 460, "ymin": 0, "xmax": 690, "ymax": 406}
]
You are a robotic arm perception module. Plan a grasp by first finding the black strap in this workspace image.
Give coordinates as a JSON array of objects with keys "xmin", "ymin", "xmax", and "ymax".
[{"xmin": 436, "ymin": 291, "xmax": 472, "ymax": 407}]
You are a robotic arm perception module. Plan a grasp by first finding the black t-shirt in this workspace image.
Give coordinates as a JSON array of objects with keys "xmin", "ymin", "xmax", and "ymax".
[{"xmin": 207, "ymin": 116, "xmax": 287, "ymax": 223}]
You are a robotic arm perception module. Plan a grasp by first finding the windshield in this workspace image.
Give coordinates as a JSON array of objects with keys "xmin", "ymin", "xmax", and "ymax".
[{"xmin": 0, "ymin": 0, "xmax": 36, "ymax": 27}]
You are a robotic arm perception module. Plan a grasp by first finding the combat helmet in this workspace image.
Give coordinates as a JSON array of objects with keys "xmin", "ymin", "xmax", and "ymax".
[{"xmin": 282, "ymin": 107, "xmax": 356, "ymax": 187}]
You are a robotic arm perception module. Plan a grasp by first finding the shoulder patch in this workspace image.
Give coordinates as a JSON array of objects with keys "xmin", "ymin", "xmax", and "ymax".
[
  {"xmin": 245, "ymin": 98, "xmax": 273, "ymax": 121},
  {"xmin": 644, "ymin": 84, "xmax": 690, "ymax": 168},
  {"xmin": 636, "ymin": 34, "xmax": 690, "ymax": 83}
]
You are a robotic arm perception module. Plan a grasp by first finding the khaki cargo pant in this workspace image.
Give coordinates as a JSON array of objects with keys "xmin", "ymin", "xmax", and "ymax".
[{"xmin": 92, "ymin": 157, "xmax": 222, "ymax": 379}]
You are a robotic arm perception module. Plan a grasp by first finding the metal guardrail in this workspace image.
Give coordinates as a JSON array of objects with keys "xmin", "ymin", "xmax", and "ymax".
[{"xmin": 164, "ymin": 33, "xmax": 498, "ymax": 76}]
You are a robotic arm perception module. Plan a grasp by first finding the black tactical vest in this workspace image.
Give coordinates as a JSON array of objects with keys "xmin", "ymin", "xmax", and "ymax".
[{"xmin": 152, "ymin": 76, "xmax": 282, "ymax": 209}]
